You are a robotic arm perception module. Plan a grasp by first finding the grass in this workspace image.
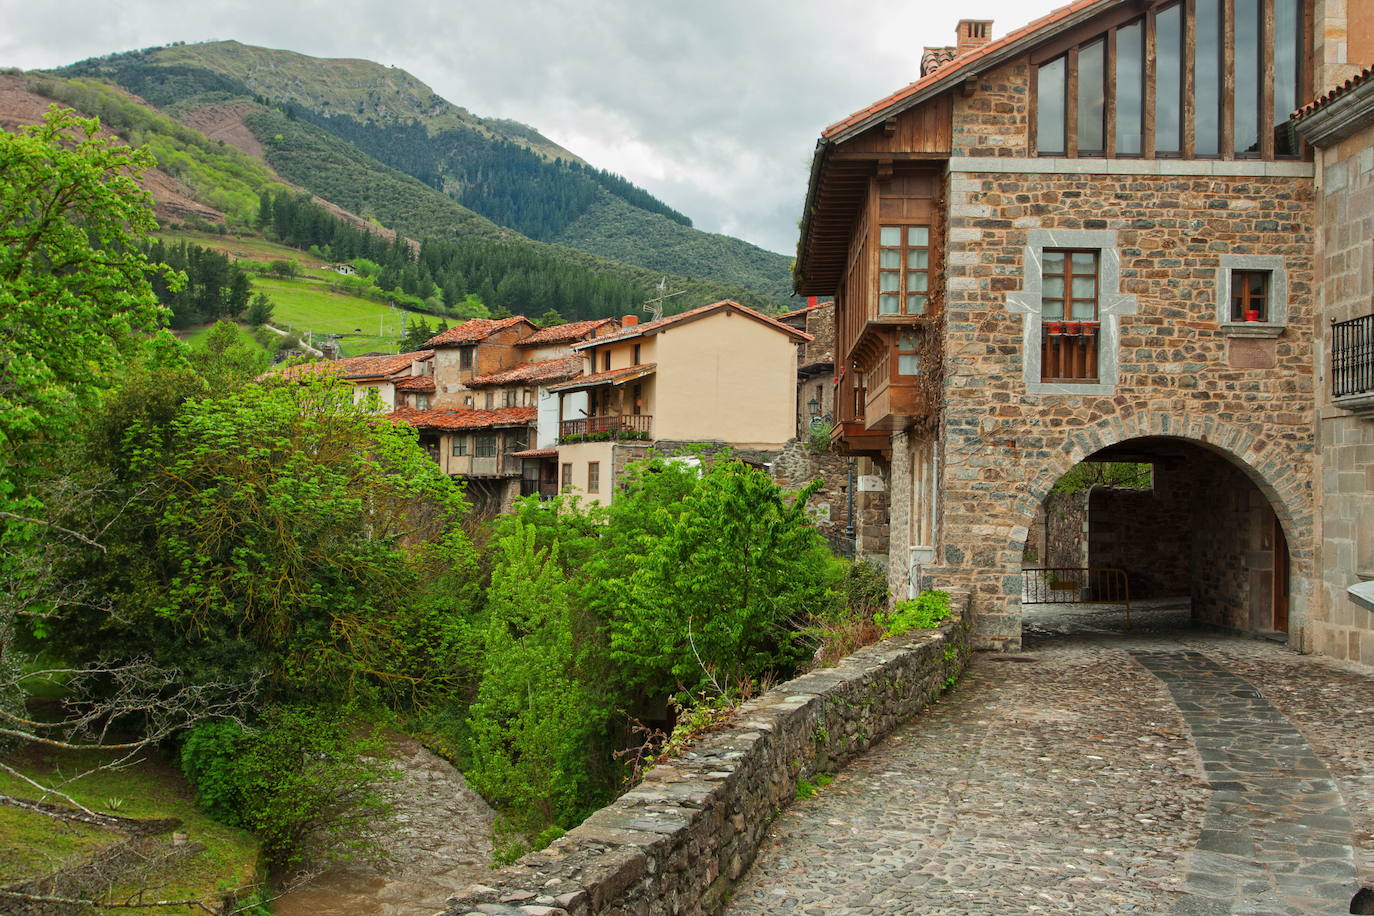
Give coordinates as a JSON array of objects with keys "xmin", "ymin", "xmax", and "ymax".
[
  {"xmin": 253, "ymin": 276, "xmax": 405, "ymax": 356},
  {"xmin": 157, "ymin": 229, "xmax": 324, "ymax": 266},
  {"xmin": 180, "ymin": 321, "xmax": 272, "ymax": 354},
  {"xmin": 0, "ymin": 743, "xmax": 261, "ymax": 913}
]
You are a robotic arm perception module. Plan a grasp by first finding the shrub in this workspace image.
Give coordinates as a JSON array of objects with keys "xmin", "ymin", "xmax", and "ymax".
[{"xmin": 875, "ymin": 589, "xmax": 952, "ymax": 638}]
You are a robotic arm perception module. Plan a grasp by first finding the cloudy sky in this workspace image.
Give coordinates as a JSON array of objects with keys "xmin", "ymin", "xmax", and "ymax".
[{"xmin": 1, "ymin": 0, "xmax": 1061, "ymax": 255}]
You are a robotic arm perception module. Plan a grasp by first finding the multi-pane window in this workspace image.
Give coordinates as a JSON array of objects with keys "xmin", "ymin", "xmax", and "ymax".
[
  {"xmin": 897, "ymin": 332, "xmax": 920, "ymax": 375},
  {"xmin": 415, "ymin": 394, "xmax": 430, "ymax": 410},
  {"xmin": 878, "ymin": 226, "xmax": 930, "ymax": 315},
  {"xmin": 504, "ymin": 389, "xmax": 517, "ymax": 408},
  {"xmin": 561, "ymin": 463, "xmax": 573, "ymax": 489},
  {"xmin": 459, "ymin": 347, "xmax": 474, "ymax": 370},
  {"xmin": 587, "ymin": 461, "xmax": 601, "ymax": 492},
  {"xmin": 475, "ymin": 434, "xmax": 497, "ymax": 458},
  {"xmin": 452, "ymin": 436, "xmax": 468, "ymax": 457},
  {"xmin": 1035, "ymin": 0, "xmax": 1306, "ymax": 159},
  {"xmin": 1230, "ymin": 270, "xmax": 1270, "ymax": 321},
  {"xmin": 1042, "ymin": 250, "xmax": 1099, "ymax": 321}
]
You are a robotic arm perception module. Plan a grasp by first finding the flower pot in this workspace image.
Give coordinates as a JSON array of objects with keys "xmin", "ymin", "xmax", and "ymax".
[
  {"xmin": 1067, "ymin": 322, "xmax": 1082, "ymax": 335},
  {"xmin": 1244, "ymin": 309, "xmax": 1260, "ymax": 322},
  {"xmin": 1080, "ymin": 321, "xmax": 1099, "ymax": 335},
  {"xmin": 1046, "ymin": 321, "xmax": 1064, "ymax": 335}
]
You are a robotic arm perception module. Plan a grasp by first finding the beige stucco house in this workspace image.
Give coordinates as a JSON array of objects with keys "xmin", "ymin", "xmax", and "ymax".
[{"xmin": 539, "ymin": 300, "xmax": 811, "ymax": 505}]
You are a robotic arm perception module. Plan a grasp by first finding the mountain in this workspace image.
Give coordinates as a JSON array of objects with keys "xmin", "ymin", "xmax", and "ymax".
[{"xmin": 56, "ymin": 42, "xmax": 796, "ymax": 305}]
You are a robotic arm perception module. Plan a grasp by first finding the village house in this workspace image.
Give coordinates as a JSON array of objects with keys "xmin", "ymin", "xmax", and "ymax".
[
  {"xmin": 1291, "ymin": 62, "xmax": 1374, "ymax": 664},
  {"xmin": 536, "ymin": 300, "xmax": 811, "ymax": 505},
  {"xmin": 797, "ymin": 0, "xmax": 1371, "ymax": 656},
  {"xmin": 275, "ymin": 349, "xmax": 434, "ymax": 411}
]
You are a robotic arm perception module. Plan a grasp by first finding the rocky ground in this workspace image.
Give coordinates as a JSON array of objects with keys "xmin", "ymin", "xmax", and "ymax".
[{"xmin": 726, "ymin": 601, "xmax": 1373, "ymax": 915}]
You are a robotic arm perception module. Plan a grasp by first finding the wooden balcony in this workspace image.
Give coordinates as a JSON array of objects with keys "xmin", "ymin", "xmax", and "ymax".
[
  {"xmin": 559, "ymin": 414, "xmax": 652, "ymax": 442},
  {"xmin": 1041, "ymin": 324, "xmax": 1099, "ymax": 382}
]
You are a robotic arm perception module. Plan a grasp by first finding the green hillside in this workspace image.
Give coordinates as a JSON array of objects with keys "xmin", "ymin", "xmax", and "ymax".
[{"xmin": 55, "ymin": 42, "xmax": 796, "ymax": 306}]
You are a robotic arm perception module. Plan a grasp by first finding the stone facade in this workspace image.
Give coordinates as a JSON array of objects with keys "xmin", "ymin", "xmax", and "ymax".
[
  {"xmin": 769, "ymin": 438, "xmax": 852, "ymax": 542},
  {"xmin": 1294, "ymin": 71, "xmax": 1374, "ymax": 664},
  {"xmin": 441, "ymin": 599, "xmax": 969, "ymax": 916}
]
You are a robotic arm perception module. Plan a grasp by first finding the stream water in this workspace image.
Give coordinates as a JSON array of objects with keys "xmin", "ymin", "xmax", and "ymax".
[{"xmin": 273, "ymin": 735, "xmax": 495, "ymax": 916}]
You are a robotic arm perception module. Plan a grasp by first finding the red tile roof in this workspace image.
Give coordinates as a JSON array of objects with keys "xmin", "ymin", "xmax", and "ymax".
[
  {"xmin": 393, "ymin": 375, "xmax": 436, "ymax": 392},
  {"xmin": 822, "ymin": 0, "xmax": 1110, "ymax": 141},
  {"xmin": 1293, "ymin": 66, "xmax": 1374, "ymax": 121},
  {"xmin": 777, "ymin": 300, "xmax": 832, "ymax": 321},
  {"xmin": 466, "ymin": 357, "xmax": 583, "ymax": 388},
  {"xmin": 423, "ymin": 317, "xmax": 532, "ymax": 347},
  {"xmin": 545, "ymin": 363, "xmax": 656, "ymax": 393},
  {"xmin": 511, "ymin": 448, "xmax": 558, "ymax": 459},
  {"xmin": 274, "ymin": 350, "xmax": 432, "ymax": 382},
  {"xmin": 572, "ymin": 300, "xmax": 812, "ymax": 349},
  {"xmin": 517, "ymin": 319, "xmax": 617, "ymax": 346},
  {"xmin": 389, "ymin": 406, "xmax": 537, "ymax": 430}
]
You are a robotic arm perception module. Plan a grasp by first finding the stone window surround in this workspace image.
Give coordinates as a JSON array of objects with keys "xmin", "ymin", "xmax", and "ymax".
[
  {"xmin": 1216, "ymin": 254, "xmax": 1289, "ymax": 338},
  {"xmin": 1005, "ymin": 228, "xmax": 1138, "ymax": 396}
]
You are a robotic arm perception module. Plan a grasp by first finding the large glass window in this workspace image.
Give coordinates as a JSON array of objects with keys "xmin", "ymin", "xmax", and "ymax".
[
  {"xmin": 1077, "ymin": 39, "xmax": 1106, "ymax": 154},
  {"xmin": 1042, "ymin": 250, "xmax": 1100, "ymax": 321},
  {"xmin": 1115, "ymin": 21, "xmax": 1144, "ymax": 155},
  {"xmin": 1033, "ymin": 1, "xmax": 1304, "ymax": 161},
  {"xmin": 1036, "ymin": 56, "xmax": 1067, "ymax": 155},
  {"xmin": 1155, "ymin": 3, "xmax": 1183, "ymax": 155},
  {"xmin": 475, "ymin": 435, "xmax": 497, "ymax": 458},
  {"xmin": 878, "ymin": 226, "xmax": 930, "ymax": 316},
  {"xmin": 1194, "ymin": 0, "xmax": 1223, "ymax": 156}
]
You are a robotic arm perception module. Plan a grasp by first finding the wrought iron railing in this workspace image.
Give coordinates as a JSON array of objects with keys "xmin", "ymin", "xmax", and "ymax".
[
  {"xmin": 1022, "ymin": 566, "xmax": 1132, "ymax": 629},
  {"xmin": 1333, "ymin": 313, "xmax": 1374, "ymax": 398},
  {"xmin": 559, "ymin": 415, "xmax": 652, "ymax": 440}
]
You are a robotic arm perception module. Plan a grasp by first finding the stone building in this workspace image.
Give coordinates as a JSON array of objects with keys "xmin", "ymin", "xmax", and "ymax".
[
  {"xmin": 797, "ymin": 0, "xmax": 1372, "ymax": 653},
  {"xmin": 1292, "ymin": 65, "xmax": 1374, "ymax": 664}
]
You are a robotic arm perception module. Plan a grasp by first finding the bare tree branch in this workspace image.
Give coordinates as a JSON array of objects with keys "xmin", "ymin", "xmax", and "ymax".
[{"xmin": 0, "ymin": 509, "xmax": 107, "ymax": 552}]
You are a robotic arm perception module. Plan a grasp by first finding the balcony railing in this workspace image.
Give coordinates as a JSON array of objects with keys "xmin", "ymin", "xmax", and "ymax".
[
  {"xmin": 559, "ymin": 414, "xmax": 652, "ymax": 441},
  {"xmin": 1333, "ymin": 313, "xmax": 1374, "ymax": 399},
  {"xmin": 1041, "ymin": 323, "xmax": 1099, "ymax": 382}
]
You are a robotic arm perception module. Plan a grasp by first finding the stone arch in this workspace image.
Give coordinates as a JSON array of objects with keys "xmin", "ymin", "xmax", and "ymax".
[{"xmin": 997, "ymin": 409, "xmax": 1314, "ymax": 646}]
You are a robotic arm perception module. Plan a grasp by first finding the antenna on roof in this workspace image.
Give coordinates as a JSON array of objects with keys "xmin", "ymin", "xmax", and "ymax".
[{"xmin": 643, "ymin": 276, "xmax": 685, "ymax": 322}]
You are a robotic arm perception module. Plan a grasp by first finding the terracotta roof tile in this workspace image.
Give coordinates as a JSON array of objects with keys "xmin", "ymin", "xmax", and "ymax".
[
  {"xmin": 273, "ymin": 349, "xmax": 432, "ymax": 382},
  {"xmin": 466, "ymin": 357, "xmax": 583, "ymax": 387},
  {"xmin": 573, "ymin": 300, "xmax": 812, "ymax": 348},
  {"xmin": 389, "ymin": 406, "xmax": 537, "ymax": 430},
  {"xmin": 822, "ymin": 0, "xmax": 1108, "ymax": 140},
  {"xmin": 511, "ymin": 448, "xmax": 558, "ymax": 459},
  {"xmin": 777, "ymin": 300, "xmax": 832, "ymax": 321},
  {"xmin": 517, "ymin": 319, "xmax": 617, "ymax": 346},
  {"xmin": 1294, "ymin": 66, "xmax": 1374, "ymax": 120},
  {"xmin": 545, "ymin": 363, "xmax": 656, "ymax": 392},
  {"xmin": 423, "ymin": 317, "xmax": 532, "ymax": 347},
  {"xmin": 393, "ymin": 375, "xmax": 436, "ymax": 392}
]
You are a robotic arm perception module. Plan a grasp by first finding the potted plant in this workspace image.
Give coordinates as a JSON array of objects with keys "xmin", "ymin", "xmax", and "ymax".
[
  {"xmin": 1080, "ymin": 321, "xmax": 1099, "ymax": 335},
  {"xmin": 1067, "ymin": 321, "xmax": 1082, "ymax": 335},
  {"xmin": 1046, "ymin": 320, "xmax": 1064, "ymax": 335},
  {"xmin": 1244, "ymin": 308, "xmax": 1261, "ymax": 322}
]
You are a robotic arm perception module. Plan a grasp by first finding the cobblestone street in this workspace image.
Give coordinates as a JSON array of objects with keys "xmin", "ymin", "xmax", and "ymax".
[{"xmin": 725, "ymin": 602, "xmax": 1374, "ymax": 915}]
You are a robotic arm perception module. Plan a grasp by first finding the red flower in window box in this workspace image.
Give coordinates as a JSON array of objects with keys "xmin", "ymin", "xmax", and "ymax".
[
  {"xmin": 1046, "ymin": 320, "xmax": 1064, "ymax": 335},
  {"xmin": 1244, "ymin": 309, "xmax": 1260, "ymax": 322},
  {"xmin": 1080, "ymin": 321, "xmax": 1099, "ymax": 335},
  {"xmin": 1067, "ymin": 321, "xmax": 1082, "ymax": 335}
]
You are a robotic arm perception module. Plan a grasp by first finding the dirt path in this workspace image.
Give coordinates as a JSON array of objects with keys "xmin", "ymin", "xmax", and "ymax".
[{"xmin": 274, "ymin": 736, "xmax": 494, "ymax": 916}]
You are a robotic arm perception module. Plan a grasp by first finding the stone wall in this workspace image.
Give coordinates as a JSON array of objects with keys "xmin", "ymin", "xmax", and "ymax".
[
  {"xmin": 770, "ymin": 438, "xmax": 852, "ymax": 540},
  {"xmin": 439, "ymin": 598, "xmax": 970, "ymax": 916},
  {"xmin": 1087, "ymin": 476, "xmax": 1193, "ymax": 600},
  {"xmin": 1309, "ymin": 110, "xmax": 1374, "ymax": 664},
  {"xmin": 927, "ymin": 52, "xmax": 1316, "ymax": 649},
  {"xmin": 1043, "ymin": 490, "xmax": 1089, "ymax": 571}
]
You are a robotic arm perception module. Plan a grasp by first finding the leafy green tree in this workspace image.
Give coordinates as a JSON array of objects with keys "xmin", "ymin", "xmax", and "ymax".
[
  {"xmin": 466, "ymin": 523, "xmax": 610, "ymax": 831},
  {"xmin": 537, "ymin": 308, "xmax": 565, "ymax": 328},
  {"xmin": 192, "ymin": 319, "xmax": 269, "ymax": 390},
  {"xmin": 586, "ymin": 455, "xmax": 835, "ymax": 696},
  {"xmin": 245, "ymin": 291, "xmax": 275, "ymax": 327},
  {"xmin": 58, "ymin": 376, "xmax": 481, "ymax": 700},
  {"xmin": 0, "ymin": 106, "xmax": 172, "ymax": 517}
]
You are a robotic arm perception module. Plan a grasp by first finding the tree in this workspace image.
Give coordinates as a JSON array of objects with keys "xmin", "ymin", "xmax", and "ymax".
[
  {"xmin": 537, "ymin": 308, "xmax": 566, "ymax": 328},
  {"xmin": 585, "ymin": 454, "xmax": 835, "ymax": 696},
  {"xmin": 245, "ymin": 291, "xmax": 275, "ymax": 327},
  {"xmin": 0, "ymin": 106, "xmax": 172, "ymax": 517},
  {"xmin": 465, "ymin": 524, "xmax": 609, "ymax": 832}
]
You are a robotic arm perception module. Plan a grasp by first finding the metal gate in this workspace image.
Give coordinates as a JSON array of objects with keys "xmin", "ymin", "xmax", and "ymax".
[{"xmin": 1022, "ymin": 567, "xmax": 1132, "ymax": 629}]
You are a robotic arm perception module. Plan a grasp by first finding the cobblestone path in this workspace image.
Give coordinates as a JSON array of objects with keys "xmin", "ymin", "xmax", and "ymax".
[{"xmin": 725, "ymin": 604, "xmax": 1374, "ymax": 915}]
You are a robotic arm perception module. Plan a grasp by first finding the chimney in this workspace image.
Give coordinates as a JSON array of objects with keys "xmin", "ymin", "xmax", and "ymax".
[
  {"xmin": 621, "ymin": 314, "xmax": 638, "ymax": 326},
  {"xmin": 956, "ymin": 19, "xmax": 993, "ymax": 54},
  {"xmin": 807, "ymin": 296, "xmax": 818, "ymax": 308}
]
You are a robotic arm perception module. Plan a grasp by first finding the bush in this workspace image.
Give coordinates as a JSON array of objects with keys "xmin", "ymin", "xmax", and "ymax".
[
  {"xmin": 875, "ymin": 589, "xmax": 952, "ymax": 638},
  {"xmin": 181, "ymin": 704, "xmax": 396, "ymax": 871}
]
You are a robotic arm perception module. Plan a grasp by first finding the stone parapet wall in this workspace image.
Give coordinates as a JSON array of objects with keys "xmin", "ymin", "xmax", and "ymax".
[
  {"xmin": 770, "ymin": 438, "xmax": 852, "ymax": 540},
  {"xmin": 440, "ymin": 596, "xmax": 970, "ymax": 916}
]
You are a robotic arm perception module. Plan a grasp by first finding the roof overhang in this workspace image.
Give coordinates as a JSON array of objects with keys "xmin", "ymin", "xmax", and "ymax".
[
  {"xmin": 547, "ymin": 364, "xmax": 656, "ymax": 393},
  {"xmin": 1292, "ymin": 73, "xmax": 1374, "ymax": 148}
]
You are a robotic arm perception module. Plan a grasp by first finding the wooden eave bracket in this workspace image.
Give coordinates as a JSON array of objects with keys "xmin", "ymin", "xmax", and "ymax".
[
  {"xmin": 961, "ymin": 75, "xmax": 979, "ymax": 97},
  {"xmin": 883, "ymin": 117, "xmax": 898, "ymax": 136},
  {"xmin": 876, "ymin": 158, "xmax": 894, "ymax": 179}
]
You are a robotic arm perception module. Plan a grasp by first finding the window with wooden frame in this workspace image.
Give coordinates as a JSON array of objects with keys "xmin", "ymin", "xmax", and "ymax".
[
  {"xmin": 1032, "ymin": 0, "xmax": 1307, "ymax": 160},
  {"xmin": 1040, "ymin": 249, "xmax": 1101, "ymax": 382},
  {"xmin": 602, "ymin": 350, "xmax": 611, "ymax": 372},
  {"xmin": 475, "ymin": 434, "xmax": 497, "ymax": 458},
  {"xmin": 633, "ymin": 343, "xmax": 641, "ymax": 365},
  {"xmin": 459, "ymin": 347, "xmax": 474, "ymax": 371},
  {"xmin": 415, "ymin": 394, "xmax": 430, "ymax": 410},
  {"xmin": 587, "ymin": 461, "xmax": 600, "ymax": 493},
  {"xmin": 878, "ymin": 226, "xmax": 930, "ymax": 316},
  {"xmin": 896, "ymin": 332, "xmax": 920, "ymax": 375},
  {"xmin": 1229, "ymin": 270, "xmax": 1270, "ymax": 321},
  {"xmin": 504, "ymin": 389, "xmax": 516, "ymax": 408},
  {"xmin": 452, "ymin": 435, "xmax": 468, "ymax": 457},
  {"xmin": 561, "ymin": 463, "xmax": 573, "ymax": 489},
  {"xmin": 484, "ymin": 391, "xmax": 494, "ymax": 409}
]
